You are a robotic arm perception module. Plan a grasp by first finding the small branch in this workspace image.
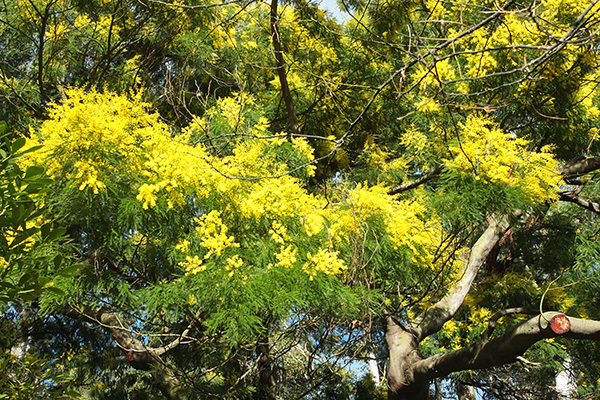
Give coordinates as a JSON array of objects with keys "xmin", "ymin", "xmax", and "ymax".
[
  {"xmin": 516, "ymin": 355, "xmax": 541, "ymax": 367},
  {"xmin": 387, "ymin": 166, "xmax": 441, "ymax": 195},
  {"xmin": 481, "ymin": 307, "xmax": 539, "ymax": 341}
]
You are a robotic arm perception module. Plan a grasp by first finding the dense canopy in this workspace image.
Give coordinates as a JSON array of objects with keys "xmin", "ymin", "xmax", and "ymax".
[{"xmin": 2, "ymin": 0, "xmax": 600, "ymax": 399}]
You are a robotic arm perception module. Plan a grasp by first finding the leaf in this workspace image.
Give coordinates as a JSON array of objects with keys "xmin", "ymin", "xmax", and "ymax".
[
  {"xmin": 58, "ymin": 264, "xmax": 82, "ymax": 277},
  {"xmin": 45, "ymin": 286, "xmax": 66, "ymax": 297},
  {"xmin": 53, "ymin": 254, "xmax": 63, "ymax": 268},
  {"xmin": 11, "ymin": 137, "xmax": 25, "ymax": 153},
  {"xmin": 12, "ymin": 144, "xmax": 42, "ymax": 158},
  {"xmin": 9, "ymin": 230, "xmax": 34, "ymax": 248},
  {"xmin": 47, "ymin": 226, "xmax": 66, "ymax": 241},
  {"xmin": 24, "ymin": 165, "xmax": 44, "ymax": 179},
  {"xmin": 41, "ymin": 222, "xmax": 52, "ymax": 238}
]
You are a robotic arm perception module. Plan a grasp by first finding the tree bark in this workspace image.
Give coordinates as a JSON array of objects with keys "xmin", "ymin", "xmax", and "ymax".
[
  {"xmin": 387, "ymin": 215, "xmax": 511, "ymax": 400},
  {"xmin": 456, "ymin": 382, "xmax": 476, "ymax": 400},
  {"xmin": 390, "ymin": 312, "xmax": 600, "ymax": 399},
  {"xmin": 257, "ymin": 333, "xmax": 276, "ymax": 400}
]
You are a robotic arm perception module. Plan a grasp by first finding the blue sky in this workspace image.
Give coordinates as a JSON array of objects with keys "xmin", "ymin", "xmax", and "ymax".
[{"xmin": 317, "ymin": 0, "xmax": 348, "ymax": 21}]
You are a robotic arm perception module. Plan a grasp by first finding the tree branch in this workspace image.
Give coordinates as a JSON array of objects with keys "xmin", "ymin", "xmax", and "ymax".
[
  {"xmin": 410, "ymin": 312, "xmax": 600, "ymax": 382},
  {"xmin": 481, "ymin": 307, "xmax": 539, "ymax": 341},
  {"xmin": 560, "ymin": 157, "xmax": 600, "ymax": 177},
  {"xmin": 387, "ymin": 166, "xmax": 440, "ymax": 195},
  {"xmin": 559, "ymin": 191, "xmax": 600, "ymax": 214},
  {"xmin": 270, "ymin": 0, "xmax": 298, "ymax": 138},
  {"xmin": 67, "ymin": 306, "xmax": 190, "ymax": 400},
  {"xmin": 408, "ymin": 215, "xmax": 511, "ymax": 341}
]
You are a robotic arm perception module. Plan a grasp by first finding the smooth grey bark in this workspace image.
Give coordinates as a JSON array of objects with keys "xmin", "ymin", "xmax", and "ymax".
[
  {"xmin": 556, "ymin": 358, "xmax": 576, "ymax": 400},
  {"xmin": 387, "ymin": 215, "xmax": 511, "ymax": 400},
  {"xmin": 389, "ymin": 309, "xmax": 600, "ymax": 399},
  {"xmin": 411, "ymin": 313, "xmax": 600, "ymax": 379},
  {"xmin": 410, "ymin": 215, "xmax": 510, "ymax": 340}
]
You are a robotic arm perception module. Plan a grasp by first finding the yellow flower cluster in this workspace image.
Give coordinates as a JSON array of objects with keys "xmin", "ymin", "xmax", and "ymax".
[
  {"xmin": 303, "ymin": 248, "xmax": 346, "ymax": 280},
  {"xmin": 180, "ymin": 255, "xmax": 205, "ymax": 275},
  {"xmin": 361, "ymin": 138, "xmax": 409, "ymax": 178},
  {"xmin": 136, "ymin": 183, "xmax": 159, "ymax": 210},
  {"xmin": 225, "ymin": 254, "xmax": 244, "ymax": 277},
  {"xmin": 269, "ymin": 220, "xmax": 289, "ymax": 244},
  {"xmin": 72, "ymin": 160, "xmax": 106, "ymax": 194},
  {"xmin": 195, "ymin": 211, "xmax": 239, "ymax": 259},
  {"xmin": 445, "ymin": 114, "xmax": 560, "ymax": 203},
  {"xmin": 25, "ymin": 88, "xmax": 158, "ymax": 193},
  {"xmin": 274, "ymin": 244, "xmax": 297, "ymax": 268}
]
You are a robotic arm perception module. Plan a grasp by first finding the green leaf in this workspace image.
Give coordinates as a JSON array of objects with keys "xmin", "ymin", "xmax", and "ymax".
[
  {"xmin": 11, "ymin": 137, "xmax": 25, "ymax": 153},
  {"xmin": 59, "ymin": 264, "xmax": 82, "ymax": 277},
  {"xmin": 45, "ymin": 286, "xmax": 66, "ymax": 297},
  {"xmin": 12, "ymin": 144, "xmax": 42, "ymax": 159},
  {"xmin": 53, "ymin": 254, "xmax": 63, "ymax": 268},
  {"xmin": 47, "ymin": 226, "xmax": 66, "ymax": 241},
  {"xmin": 24, "ymin": 165, "xmax": 44, "ymax": 179},
  {"xmin": 41, "ymin": 222, "xmax": 52, "ymax": 238},
  {"xmin": 9, "ymin": 230, "xmax": 34, "ymax": 248}
]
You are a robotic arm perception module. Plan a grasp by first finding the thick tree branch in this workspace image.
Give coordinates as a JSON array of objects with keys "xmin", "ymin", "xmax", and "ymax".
[
  {"xmin": 559, "ymin": 191, "xmax": 600, "ymax": 214},
  {"xmin": 560, "ymin": 156, "xmax": 600, "ymax": 178},
  {"xmin": 410, "ymin": 312, "xmax": 600, "ymax": 382},
  {"xmin": 481, "ymin": 307, "xmax": 539, "ymax": 341},
  {"xmin": 408, "ymin": 215, "xmax": 511, "ymax": 341}
]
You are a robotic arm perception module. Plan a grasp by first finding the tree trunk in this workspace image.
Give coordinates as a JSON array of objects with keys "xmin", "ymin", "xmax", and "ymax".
[
  {"xmin": 257, "ymin": 334, "xmax": 276, "ymax": 400},
  {"xmin": 386, "ymin": 318, "xmax": 429, "ymax": 400},
  {"xmin": 555, "ymin": 358, "xmax": 575, "ymax": 400},
  {"xmin": 367, "ymin": 350, "xmax": 380, "ymax": 385},
  {"xmin": 387, "ymin": 216, "xmax": 511, "ymax": 400}
]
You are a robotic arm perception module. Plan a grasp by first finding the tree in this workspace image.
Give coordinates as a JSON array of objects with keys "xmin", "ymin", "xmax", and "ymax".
[{"xmin": 5, "ymin": 0, "xmax": 600, "ymax": 399}]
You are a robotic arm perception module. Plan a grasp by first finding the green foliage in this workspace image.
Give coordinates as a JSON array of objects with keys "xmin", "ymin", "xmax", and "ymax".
[
  {"xmin": 0, "ymin": 125, "xmax": 67, "ymax": 303},
  {"xmin": 3, "ymin": 0, "xmax": 600, "ymax": 398},
  {"xmin": 0, "ymin": 350, "xmax": 79, "ymax": 400}
]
